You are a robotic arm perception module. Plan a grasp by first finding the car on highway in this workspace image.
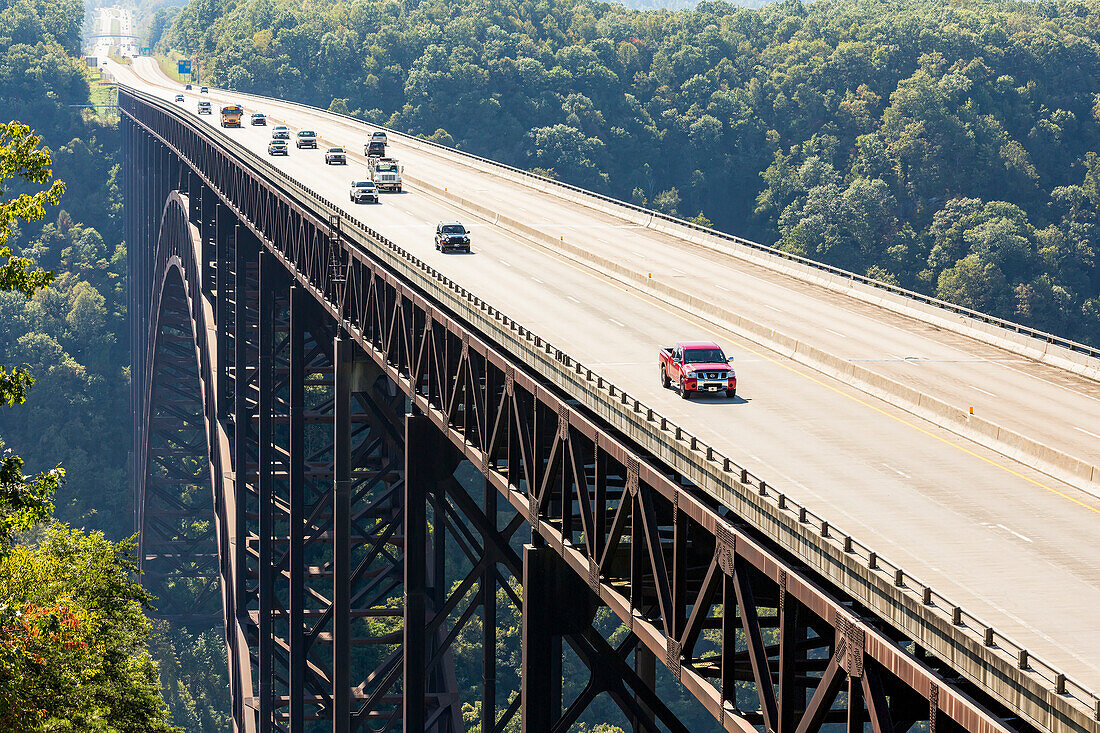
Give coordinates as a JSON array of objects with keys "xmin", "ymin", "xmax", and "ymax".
[
  {"xmin": 174, "ymin": 94, "xmax": 185, "ymax": 102},
  {"xmin": 365, "ymin": 140, "xmax": 385, "ymax": 158},
  {"xmin": 200, "ymin": 86, "xmax": 209, "ymax": 93},
  {"xmin": 185, "ymin": 83, "xmax": 192, "ymax": 90},
  {"xmin": 267, "ymin": 140, "xmax": 288, "ymax": 156},
  {"xmin": 434, "ymin": 222, "xmax": 471, "ymax": 253},
  {"xmin": 371, "ymin": 130, "xmax": 387, "ymax": 145},
  {"xmin": 251, "ymin": 112, "xmax": 267, "ymax": 126},
  {"xmin": 324, "ymin": 147, "xmax": 347, "ymax": 165},
  {"xmin": 271, "ymin": 125, "xmax": 290, "ymax": 139},
  {"xmin": 659, "ymin": 341, "xmax": 735, "ymax": 399},
  {"xmin": 197, "ymin": 100, "xmax": 212, "ymax": 114},
  {"xmin": 350, "ymin": 180, "xmax": 378, "ymax": 203},
  {"xmin": 296, "ymin": 130, "xmax": 318, "ymax": 149}
]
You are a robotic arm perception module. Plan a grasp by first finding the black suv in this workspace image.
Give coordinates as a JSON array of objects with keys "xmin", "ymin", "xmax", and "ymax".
[{"xmin": 434, "ymin": 222, "xmax": 471, "ymax": 253}]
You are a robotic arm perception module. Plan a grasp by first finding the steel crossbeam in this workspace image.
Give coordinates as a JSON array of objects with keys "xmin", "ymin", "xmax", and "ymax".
[{"xmin": 124, "ymin": 88, "xmax": 1050, "ymax": 733}]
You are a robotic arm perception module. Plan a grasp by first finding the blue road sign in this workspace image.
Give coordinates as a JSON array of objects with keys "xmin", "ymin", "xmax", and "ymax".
[{"xmin": 178, "ymin": 59, "xmax": 191, "ymax": 75}]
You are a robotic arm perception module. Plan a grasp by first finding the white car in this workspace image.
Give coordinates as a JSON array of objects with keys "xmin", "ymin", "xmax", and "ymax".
[
  {"xmin": 350, "ymin": 180, "xmax": 378, "ymax": 204},
  {"xmin": 296, "ymin": 130, "xmax": 318, "ymax": 149}
]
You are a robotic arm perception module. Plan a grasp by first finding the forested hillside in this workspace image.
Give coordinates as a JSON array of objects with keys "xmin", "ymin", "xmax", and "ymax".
[
  {"xmin": 0, "ymin": 0, "xmax": 229, "ymax": 728},
  {"xmin": 162, "ymin": 0, "xmax": 1100, "ymax": 345}
]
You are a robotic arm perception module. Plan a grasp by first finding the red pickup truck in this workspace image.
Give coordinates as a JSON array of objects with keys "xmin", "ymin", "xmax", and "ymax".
[{"xmin": 659, "ymin": 341, "xmax": 736, "ymax": 399}]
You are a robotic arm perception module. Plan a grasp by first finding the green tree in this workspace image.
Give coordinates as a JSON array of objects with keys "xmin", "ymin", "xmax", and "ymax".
[
  {"xmin": 0, "ymin": 527, "xmax": 180, "ymax": 732},
  {"xmin": 0, "ymin": 118, "xmax": 177, "ymax": 731},
  {"xmin": 0, "ymin": 122, "xmax": 63, "ymax": 545}
]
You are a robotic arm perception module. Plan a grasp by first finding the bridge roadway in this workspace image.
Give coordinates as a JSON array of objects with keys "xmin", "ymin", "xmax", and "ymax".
[{"xmin": 113, "ymin": 59, "xmax": 1100, "ymax": 699}]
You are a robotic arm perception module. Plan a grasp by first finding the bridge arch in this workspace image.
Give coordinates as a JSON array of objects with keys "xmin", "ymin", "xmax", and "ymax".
[{"xmin": 135, "ymin": 190, "xmax": 252, "ymax": 725}]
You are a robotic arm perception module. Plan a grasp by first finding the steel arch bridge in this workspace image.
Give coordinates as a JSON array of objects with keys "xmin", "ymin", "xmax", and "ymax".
[{"xmin": 123, "ymin": 86, "xmax": 1067, "ymax": 733}]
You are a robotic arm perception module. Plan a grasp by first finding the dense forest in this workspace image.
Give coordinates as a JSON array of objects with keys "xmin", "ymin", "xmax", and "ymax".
[
  {"xmin": 0, "ymin": 0, "xmax": 227, "ymax": 728},
  {"xmin": 162, "ymin": 0, "xmax": 1100, "ymax": 345}
]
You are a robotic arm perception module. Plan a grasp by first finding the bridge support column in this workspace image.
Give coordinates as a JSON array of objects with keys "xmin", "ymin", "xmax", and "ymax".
[
  {"xmin": 404, "ymin": 413, "xmax": 430, "ymax": 733},
  {"xmin": 333, "ymin": 334, "xmax": 353, "ymax": 733},
  {"xmin": 257, "ymin": 251, "xmax": 275, "ymax": 731},
  {"xmin": 480, "ymin": 479, "xmax": 498, "ymax": 733},
  {"xmin": 287, "ymin": 284, "xmax": 305, "ymax": 733},
  {"xmin": 632, "ymin": 646, "xmax": 656, "ymax": 733},
  {"xmin": 777, "ymin": 582, "xmax": 804, "ymax": 733},
  {"xmin": 521, "ymin": 544, "xmax": 594, "ymax": 733},
  {"xmin": 231, "ymin": 223, "xmax": 255, "ymax": 730},
  {"xmin": 404, "ymin": 412, "xmax": 464, "ymax": 733}
]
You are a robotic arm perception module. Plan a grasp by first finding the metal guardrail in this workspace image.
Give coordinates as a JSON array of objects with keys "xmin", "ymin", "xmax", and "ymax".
[{"xmin": 121, "ymin": 84, "xmax": 1100, "ymax": 730}]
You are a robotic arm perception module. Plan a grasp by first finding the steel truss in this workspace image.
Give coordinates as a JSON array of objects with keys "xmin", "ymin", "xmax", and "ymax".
[{"xmin": 124, "ymin": 88, "xmax": 1037, "ymax": 733}]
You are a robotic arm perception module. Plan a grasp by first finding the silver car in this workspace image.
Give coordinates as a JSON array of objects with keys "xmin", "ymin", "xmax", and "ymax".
[{"xmin": 325, "ymin": 147, "xmax": 347, "ymax": 165}]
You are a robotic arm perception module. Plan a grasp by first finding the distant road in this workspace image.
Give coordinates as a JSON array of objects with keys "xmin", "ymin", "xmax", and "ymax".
[{"xmin": 90, "ymin": 6, "xmax": 137, "ymax": 59}]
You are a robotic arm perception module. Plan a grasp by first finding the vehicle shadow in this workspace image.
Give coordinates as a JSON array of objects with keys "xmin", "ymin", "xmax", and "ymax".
[{"xmin": 689, "ymin": 394, "xmax": 749, "ymax": 405}]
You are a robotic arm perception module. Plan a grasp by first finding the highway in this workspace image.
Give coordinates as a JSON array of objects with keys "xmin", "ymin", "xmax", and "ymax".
[
  {"xmin": 111, "ymin": 58, "xmax": 1100, "ymax": 693},
  {"xmin": 90, "ymin": 7, "xmax": 137, "ymax": 59}
]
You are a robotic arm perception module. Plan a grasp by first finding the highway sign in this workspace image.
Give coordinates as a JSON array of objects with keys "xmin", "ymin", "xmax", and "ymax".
[{"xmin": 178, "ymin": 59, "xmax": 191, "ymax": 74}]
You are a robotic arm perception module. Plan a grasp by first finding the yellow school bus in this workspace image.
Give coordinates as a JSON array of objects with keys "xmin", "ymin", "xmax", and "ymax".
[{"xmin": 220, "ymin": 105, "xmax": 243, "ymax": 128}]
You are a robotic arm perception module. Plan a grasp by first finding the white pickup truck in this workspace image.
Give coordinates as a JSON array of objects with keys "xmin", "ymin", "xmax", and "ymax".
[{"xmin": 368, "ymin": 157, "xmax": 403, "ymax": 193}]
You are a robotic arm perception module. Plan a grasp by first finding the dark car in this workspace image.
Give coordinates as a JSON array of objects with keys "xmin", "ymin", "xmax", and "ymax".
[
  {"xmin": 185, "ymin": 83, "xmax": 192, "ymax": 90},
  {"xmin": 350, "ymin": 180, "xmax": 378, "ymax": 203},
  {"xmin": 296, "ymin": 130, "xmax": 318, "ymax": 149},
  {"xmin": 434, "ymin": 222, "xmax": 471, "ymax": 253},
  {"xmin": 200, "ymin": 86, "xmax": 209, "ymax": 93},
  {"xmin": 267, "ymin": 140, "xmax": 288, "ymax": 156},
  {"xmin": 324, "ymin": 147, "xmax": 347, "ymax": 165},
  {"xmin": 365, "ymin": 140, "xmax": 385, "ymax": 158},
  {"xmin": 251, "ymin": 112, "xmax": 267, "ymax": 125}
]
